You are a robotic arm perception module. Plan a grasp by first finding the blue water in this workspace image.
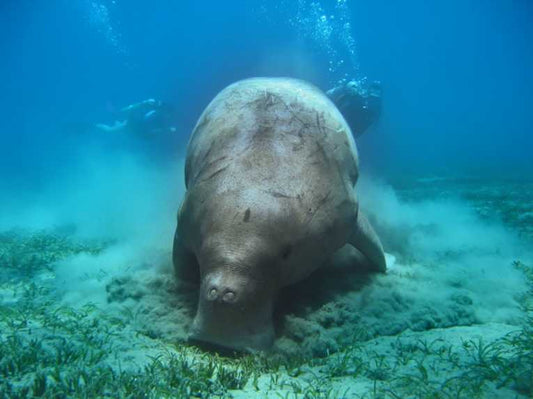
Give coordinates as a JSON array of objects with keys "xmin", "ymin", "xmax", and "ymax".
[
  {"xmin": 1, "ymin": 0, "xmax": 532, "ymax": 191},
  {"xmin": 1, "ymin": 2, "xmax": 533, "ymax": 397}
]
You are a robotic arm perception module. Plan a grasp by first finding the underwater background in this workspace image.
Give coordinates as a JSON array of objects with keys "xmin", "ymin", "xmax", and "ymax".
[{"xmin": 1, "ymin": 0, "xmax": 532, "ymax": 398}]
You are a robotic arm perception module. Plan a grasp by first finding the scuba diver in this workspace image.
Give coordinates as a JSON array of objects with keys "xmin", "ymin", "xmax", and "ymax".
[
  {"xmin": 326, "ymin": 79, "xmax": 382, "ymax": 138},
  {"xmin": 95, "ymin": 98, "xmax": 177, "ymax": 138},
  {"xmin": 94, "ymin": 81, "xmax": 380, "ymax": 142}
]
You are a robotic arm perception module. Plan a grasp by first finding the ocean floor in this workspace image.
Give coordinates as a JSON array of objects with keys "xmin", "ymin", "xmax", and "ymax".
[{"xmin": 1, "ymin": 176, "xmax": 532, "ymax": 398}]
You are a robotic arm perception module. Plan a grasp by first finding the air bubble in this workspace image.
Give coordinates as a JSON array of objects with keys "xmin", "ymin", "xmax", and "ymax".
[{"xmin": 287, "ymin": 0, "xmax": 360, "ymax": 84}]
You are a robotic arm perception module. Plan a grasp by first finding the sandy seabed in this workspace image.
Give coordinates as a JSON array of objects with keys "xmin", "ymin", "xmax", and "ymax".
[{"xmin": 1, "ymin": 175, "xmax": 532, "ymax": 398}]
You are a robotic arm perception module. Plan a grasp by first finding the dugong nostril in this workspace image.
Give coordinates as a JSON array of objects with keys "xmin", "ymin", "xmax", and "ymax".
[
  {"xmin": 222, "ymin": 290, "xmax": 236, "ymax": 303},
  {"xmin": 207, "ymin": 288, "xmax": 218, "ymax": 301}
]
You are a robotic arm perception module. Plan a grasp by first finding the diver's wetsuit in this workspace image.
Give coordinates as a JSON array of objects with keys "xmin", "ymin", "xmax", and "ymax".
[
  {"xmin": 121, "ymin": 100, "xmax": 175, "ymax": 138},
  {"xmin": 96, "ymin": 99, "xmax": 175, "ymax": 137},
  {"xmin": 326, "ymin": 80, "xmax": 382, "ymax": 138}
]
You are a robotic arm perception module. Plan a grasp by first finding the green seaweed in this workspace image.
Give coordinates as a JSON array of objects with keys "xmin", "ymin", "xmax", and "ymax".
[
  {"xmin": 0, "ymin": 229, "xmax": 107, "ymax": 280},
  {"xmin": 1, "ymin": 229, "xmax": 532, "ymax": 398}
]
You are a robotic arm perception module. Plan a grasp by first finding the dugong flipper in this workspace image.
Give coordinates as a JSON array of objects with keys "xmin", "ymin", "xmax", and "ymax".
[
  {"xmin": 173, "ymin": 78, "xmax": 386, "ymax": 351},
  {"xmin": 349, "ymin": 211, "xmax": 387, "ymax": 272}
]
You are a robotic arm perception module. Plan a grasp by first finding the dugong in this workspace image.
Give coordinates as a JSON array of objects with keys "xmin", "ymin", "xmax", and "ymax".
[{"xmin": 173, "ymin": 78, "xmax": 386, "ymax": 351}]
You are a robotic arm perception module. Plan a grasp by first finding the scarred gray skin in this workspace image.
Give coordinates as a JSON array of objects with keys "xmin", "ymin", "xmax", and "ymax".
[{"xmin": 174, "ymin": 78, "xmax": 386, "ymax": 351}]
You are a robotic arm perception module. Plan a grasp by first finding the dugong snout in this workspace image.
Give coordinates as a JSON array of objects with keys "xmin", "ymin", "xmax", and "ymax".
[{"xmin": 189, "ymin": 271, "xmax": 275, "ymax": 351}]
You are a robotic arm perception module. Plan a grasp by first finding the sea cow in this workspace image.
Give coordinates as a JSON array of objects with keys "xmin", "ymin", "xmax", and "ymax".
[{"xmin": 173, "ymin": 78, "xmax": 386, "ymax": 351}]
